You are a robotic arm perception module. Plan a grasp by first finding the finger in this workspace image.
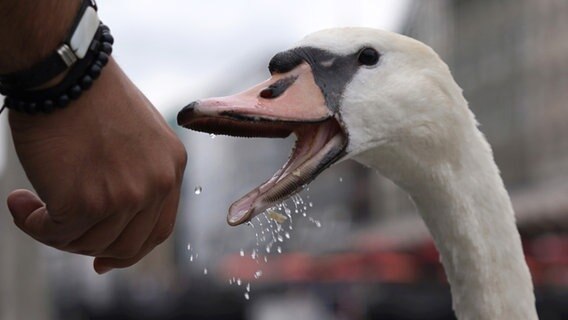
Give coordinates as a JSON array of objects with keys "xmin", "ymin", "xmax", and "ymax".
[
  {"xmin": 95, "ymin": 203, "xmax": 162, "ymax": 259},
  {"xmin": 7, "ymin": 189, "xmax": 71, "ymax": 246},
  {"xmin": 62, "ymin": 208, "xmax": 139, "ymax": 256},
  {"xmin": 93, "ymin": 185, "xmax": 181, "ymax": 274}
]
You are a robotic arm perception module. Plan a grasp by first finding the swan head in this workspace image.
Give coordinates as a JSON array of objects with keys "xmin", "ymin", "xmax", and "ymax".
[{"xmin": 178, "ymin": 27, "xmax": 473, "ymax": 225}]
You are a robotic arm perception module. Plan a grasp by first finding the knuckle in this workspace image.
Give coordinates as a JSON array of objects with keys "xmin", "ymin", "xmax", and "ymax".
[
  {"xmin": 118, "ymin": 188, "xmax": 143, "ymax": 207},
  {"xmin": 176, "ymin": 144, "xmax": 188, "ymax": 170},
  {"xmin": 154, "ymin": 172, "xmax": 176, "ymax": 194},
  {"xmin": 79, "ymin": 193, "xmax": 109, "ymax": 220},
  {"xmin": 154, "ymin": 223, "xmax": 174, "ymax": 244}
]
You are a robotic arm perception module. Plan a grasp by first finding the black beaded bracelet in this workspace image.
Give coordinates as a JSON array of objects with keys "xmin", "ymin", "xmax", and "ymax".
[{"xmin": 0, "ymin": 0, "xmax": 114, "ymax": 115}]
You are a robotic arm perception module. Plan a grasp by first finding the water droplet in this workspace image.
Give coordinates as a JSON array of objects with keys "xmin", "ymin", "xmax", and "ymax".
[
  {"xmin": 339, "ymin": 177, "xmax": 343, "ymax": 182},
  {"xmin": 244, "ymin": 292, "xmax": 250, "ymax": 300},
  {"xmin": 203, "ymin": 268, "xmax": 208, "ymax": 275},
  {"xmin": 265, "ymin": 245, "xmax": 271, "ymax": 253},
  {"xmin": 229, "ymin": 279, "xmax": 233, "ymax": 284},
  {"xmin": 210, "ymin": 133, "xmax": 216, "ymax": 139},
  {"xmin": 246, "ymin": 283, "xmax": 251, "ymax": 292},
  {"xmin": 239, "ymin": 249, "xmax": 244, "ymax": 257},
  {"xmin": 308, "ymin": 217, "xmax": 322, "ymax": 228},
  {"xmin": 189, "ymin": 254, "xmax": 193, "ymax": 262},
  {"xmin": 254, "ymin": 270, "xmax": 263, "ymax": 279},
  {"xmin": 194, "ymin": 186, "xmax": 202, "ymax": 195},
  {"xmin": 264, "ymin": 256, "xmax": 268, "ymax": 263},
  {"xmin": 277, "ymin": 235, "xmax": 284, "ymax": 242},
  {"xmin": 277, "ymin": 246, "xmax": 282, "ymax": 253},
  {"xmin": 302, "ymin": 212, "xmax": 307, "ymax": 217},
  {"xmin": 285, "ymin": 232, "xmax": 290, "ymax": 239},
  {"xmin": 309, "ymin": 202, "xmax": 313, "ymax": 207},
  {"xmin": 251, "ymin": 250, "xmax": 257, "ymax": 259},
  {"xmin": 237, "ymin": 278, "xmax": 242, "ymax": 286},
  {"xmin": 186, "ymin": 243, "xmax": 191, "ymax": 251}
]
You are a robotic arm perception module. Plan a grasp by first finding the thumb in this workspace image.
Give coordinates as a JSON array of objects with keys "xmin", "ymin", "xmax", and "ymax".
[{"xmin": 7, "ymin": 189, "xmax": 47, "ymax": 232}]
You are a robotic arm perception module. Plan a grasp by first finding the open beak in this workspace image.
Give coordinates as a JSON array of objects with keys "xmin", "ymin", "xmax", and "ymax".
[{"xmin": 178, "ymin": 63, "xmax": 347, "ymax": 226}]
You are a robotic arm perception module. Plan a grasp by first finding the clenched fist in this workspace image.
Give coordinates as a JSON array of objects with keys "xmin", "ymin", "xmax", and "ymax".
[{"xmin": 7, "ymin": 58, "xmax": 187, "ymax": 274}]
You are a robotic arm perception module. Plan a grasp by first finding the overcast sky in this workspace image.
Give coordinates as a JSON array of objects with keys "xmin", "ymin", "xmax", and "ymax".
[{"xmin": 1, "ymin": 0, "xmax": 410, "ymax": 175}]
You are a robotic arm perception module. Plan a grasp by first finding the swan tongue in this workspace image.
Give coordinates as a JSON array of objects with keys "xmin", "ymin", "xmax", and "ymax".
[{"xmin": 227, "ymin": 123, "xmax": 345, "ymax": 225}]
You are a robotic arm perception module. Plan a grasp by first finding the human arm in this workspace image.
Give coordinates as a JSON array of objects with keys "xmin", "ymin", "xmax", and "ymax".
[{"xmin": 1, "ymin": 0, "xmax": 187, "ymax": 273}]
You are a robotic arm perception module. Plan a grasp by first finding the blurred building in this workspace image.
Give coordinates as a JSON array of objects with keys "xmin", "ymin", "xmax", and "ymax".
[{"xmin": 401, "ymin": 0, "xmax": 568, "ymax": 235}]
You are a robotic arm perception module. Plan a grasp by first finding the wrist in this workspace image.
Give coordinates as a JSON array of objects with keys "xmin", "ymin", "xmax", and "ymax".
[{"xmin": 0, "ymin": 0, "xmax": 81, "ymax": 74}]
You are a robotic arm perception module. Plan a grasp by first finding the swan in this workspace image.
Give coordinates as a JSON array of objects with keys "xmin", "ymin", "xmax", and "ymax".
[{"xmin": 177, "ymin": 28, "xmax": 538, "ymax": 320}]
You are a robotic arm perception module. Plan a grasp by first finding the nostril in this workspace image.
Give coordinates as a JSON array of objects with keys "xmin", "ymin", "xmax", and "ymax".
[
  {"xmin": 259, "ymin": 76, "xmax": 298, "ymax": 100},
  {"xmin": 177, "ymin": 100, "xmax": 199, "ymax": 126},
  {"xmin": 260, "ymin": 88, "xmax": 274, "ymax": 99}
]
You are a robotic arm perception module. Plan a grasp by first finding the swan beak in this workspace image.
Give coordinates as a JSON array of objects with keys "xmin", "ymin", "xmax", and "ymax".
[
  {"xmin": 177, "ymin": 62, "xmax": 346, "ymax": 226},
  {"xmin": 177, "ymin": 63, "xmax": 333, "ymax": 134}
]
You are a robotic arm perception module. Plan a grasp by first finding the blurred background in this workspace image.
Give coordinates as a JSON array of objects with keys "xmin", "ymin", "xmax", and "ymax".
[{"xmin": 1, "ymin": 0, "xmax": 567, "ymax": 319}]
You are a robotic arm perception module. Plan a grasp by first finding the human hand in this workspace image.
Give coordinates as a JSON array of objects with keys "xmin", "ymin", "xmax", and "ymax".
[{"xmin": 6, "ymin": 58, "xmax": 187, "ymax": 274}]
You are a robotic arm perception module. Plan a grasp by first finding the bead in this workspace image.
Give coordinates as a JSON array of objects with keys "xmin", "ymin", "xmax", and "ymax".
[
  {"xmin": 81, "ymin": 75, "xmax": 93, "ymax": 89},
  {"xmin": 101, "ymin": 33, "xmax": 114, "ymax": 45},
  {"xmin": 69, "ymin": 85, "xmax": 82, "ymax": 99},
  {"xmin": 43, "ymin": 100, "xmax": 54, "ymax": 112},
  {"xmin": 89, "ymin": 64, "xmax": 102, "ymax": 79},
  {"xmin": 24, "ymin": 102, "xmax": 36, "ymax": 113},
  {"xmin": 97, "ymin": 52, "xmax": 109, "ymax": 66},
  {"xmin": 101, "ymin": 25, "xmax": 110, "ymax": 33},
  {"xmin": 15, "ymin": 99, "xmax": 25, "ymax": 111},
  {"xmin": 57, "ymin": 94, "xmax": 70, "ymax": 108},
  {"xmin": 101, "ymin": 42, "xmax": 113, "ymax": 55}
]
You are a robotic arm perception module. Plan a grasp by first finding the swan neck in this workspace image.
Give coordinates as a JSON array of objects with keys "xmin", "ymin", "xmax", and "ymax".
[
  {"xmin": 359, "ymin": 135, "xmax": 538, "ymax": 319},
  {"xmin": 414, "ymin": 144, "xmax": 537, "ymax": 319}
]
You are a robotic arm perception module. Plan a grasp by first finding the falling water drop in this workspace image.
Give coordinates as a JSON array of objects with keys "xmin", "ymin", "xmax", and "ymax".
[
  {"xmin": 251, "ymin": 250, "xmax": 257, "ymax": 259},
  {"xmin": 339, "ymin": 177, "xmax": 343, "ymax": 182},
  {"xmin": 239, "ymin": 249, "xmax": 245, "ymax": 257},
  {"xmin": 186, "ymin": 243, "xmax": 191, "ymax": 251},
  {"xmin": 254, "ymin": 270, "xmax": 263, "ymax": 279},
  {"xmin": 309, "ymin": 202, "xmax": 313, "ymax": 207},
  {"xmin": 237, "ymin": 278, "xmax": 242, "ymax": 286},
  {"xmin": 277, "ymin": 235, "xmax": 284, "ymax": 242},
  {"xmin": 277, "ymin": 246, "xmax": 282, "ymax": 254},
  {"xmin": 189, "ymin": 254, "xmax": 193, "ymax": 262},
  {"xmin": 194, "ymin": 186, "xmax": 202, "ymax": 195},
  {"xmin": 244, "ymin": 292, "xmax": 250, "ymax": 300},
  {"xmin": 203, "ymin": 268, "xmax": 208, "ymax": 275},
  {"xmin": 285, "ymin": 232, "xmax": 290, "ymax": 239},
  {"xmin": 246, "ymin": 283, "xmax": 251, "ymax": 292}
]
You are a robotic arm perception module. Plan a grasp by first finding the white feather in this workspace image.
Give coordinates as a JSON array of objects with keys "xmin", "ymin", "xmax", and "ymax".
[{"xmin": 300, "ymin": 28, "xmax": 538, "ymax": 320}]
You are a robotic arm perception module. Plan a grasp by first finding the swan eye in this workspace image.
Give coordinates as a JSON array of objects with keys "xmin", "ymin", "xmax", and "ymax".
[{"xmin": 358, "ymin": 47, "xmax": 380, "ymax": 66}]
